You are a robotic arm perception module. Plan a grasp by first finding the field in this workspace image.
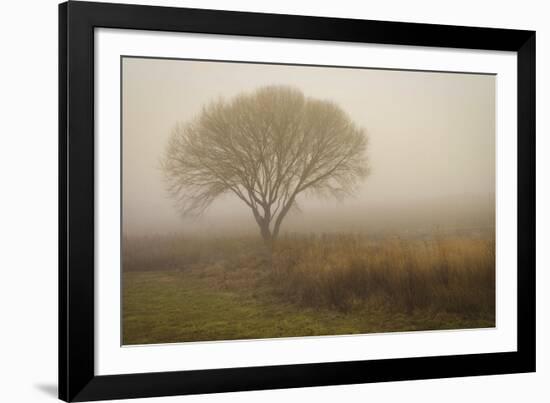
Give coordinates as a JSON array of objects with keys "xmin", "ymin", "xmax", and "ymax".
[{"xmin": 122, "ymin": 232, "xmax": 495, "ymax": 345}]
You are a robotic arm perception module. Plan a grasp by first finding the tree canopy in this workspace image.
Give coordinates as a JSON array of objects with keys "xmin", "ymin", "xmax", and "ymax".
[{"xmin": 162, "ymin": 85, "xmax": 369, "ymax": 244}]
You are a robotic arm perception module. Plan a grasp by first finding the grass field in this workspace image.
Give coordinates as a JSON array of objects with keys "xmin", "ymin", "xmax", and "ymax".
[{"xmin": 122, "ymin": 232, "xmax": 495, "ymax": 345}]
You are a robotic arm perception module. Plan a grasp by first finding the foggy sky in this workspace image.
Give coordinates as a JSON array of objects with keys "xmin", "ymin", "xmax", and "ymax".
[{"xmin": 122, "ymin": 57, "xmax": 495, "ymax": 236}]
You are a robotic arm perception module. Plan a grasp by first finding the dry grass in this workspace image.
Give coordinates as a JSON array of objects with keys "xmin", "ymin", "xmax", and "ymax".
[
  {"xmin": 270, "ymin": 234, "xmax": 495, "ymax": 315},
  {"xmin": 123, "ymin": 231, "xmax": 494, "ymax": 317},
  {"xmin": 122, "ymin": 231, "xmax": 495, "ymax": 343},
  {"xmin": 122, "ymin": 234, "xmax": 266, "ymax": 272}
]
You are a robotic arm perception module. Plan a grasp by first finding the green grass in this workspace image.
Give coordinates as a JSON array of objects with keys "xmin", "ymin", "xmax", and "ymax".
[{"xmin": 122, "ymin": 268, "xmax": 494, "ymax": 345}]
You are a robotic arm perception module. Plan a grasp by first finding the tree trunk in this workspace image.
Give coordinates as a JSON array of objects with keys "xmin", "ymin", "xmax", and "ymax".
[{"xmin": 259, "ymin": 222, "xmax": 274, "ymax": 269}]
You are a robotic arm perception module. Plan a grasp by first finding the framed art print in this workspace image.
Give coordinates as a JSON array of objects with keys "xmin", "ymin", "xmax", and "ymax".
[{"xmin": 59, "ymin": 1, "xmax": 535, "ymax": 401}]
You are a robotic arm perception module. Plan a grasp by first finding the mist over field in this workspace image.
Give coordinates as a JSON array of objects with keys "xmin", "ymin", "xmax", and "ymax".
[
  {"xmin": 122, "ymin": 58, "xmax": 495, "ymax": 238},
  {"xmin": 121, "ymin": 57, "xmax": 496, "ymax": 344}
]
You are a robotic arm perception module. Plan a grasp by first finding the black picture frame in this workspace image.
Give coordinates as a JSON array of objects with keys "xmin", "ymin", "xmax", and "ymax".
[{"xmin": 59, "ymin": 1, "xmax": 536, "ymax": 401}]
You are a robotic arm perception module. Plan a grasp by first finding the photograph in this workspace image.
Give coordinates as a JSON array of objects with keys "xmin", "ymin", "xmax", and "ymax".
[{"xmin": 121, "ymin": 56, "xmax": 496, "ymax": 345}]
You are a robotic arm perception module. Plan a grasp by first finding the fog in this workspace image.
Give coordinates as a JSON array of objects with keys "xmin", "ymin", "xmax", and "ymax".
[{"xmin": 122, "ymin": 57, "xmax": 495, "ymax": 237}]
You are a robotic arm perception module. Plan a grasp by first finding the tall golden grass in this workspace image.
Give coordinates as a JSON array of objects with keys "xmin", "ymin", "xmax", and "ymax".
[
  {"xmin": 123, "ymin": 232, "xmax": 495, "ymax": 316},
  {"xmin": 271, "ymin": 234, "xmax": 494, "ymax": 314}
]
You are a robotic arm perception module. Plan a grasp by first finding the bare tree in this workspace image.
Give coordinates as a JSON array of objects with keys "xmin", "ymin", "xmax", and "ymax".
[{"xmin": 162, "ymin": 86, "xmax": 369, "ymax": 247}]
